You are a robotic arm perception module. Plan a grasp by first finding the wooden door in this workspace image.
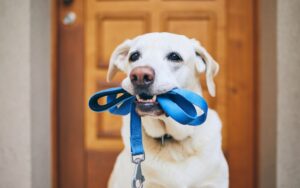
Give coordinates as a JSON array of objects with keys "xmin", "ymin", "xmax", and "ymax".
[{"xmin": 56, "ymin": 0, "xmax": 257, "ymax": 188}]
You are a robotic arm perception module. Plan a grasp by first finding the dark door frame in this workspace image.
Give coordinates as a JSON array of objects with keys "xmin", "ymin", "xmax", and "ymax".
[{"xmin": 53, "ymin": 0, "xmax": 85, "ymax": 188}]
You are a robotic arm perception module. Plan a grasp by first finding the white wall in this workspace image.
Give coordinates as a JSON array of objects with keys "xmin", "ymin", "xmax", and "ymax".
[
  {"xmin": 277, "ymin": 0, "xmax": 300, "ymax": 187},
  {"xmin": 0, "ymin": 0, "xmax": 51, "ymax": 188},
  {"xmin": 0, "ymin": 1, "xmax": 32, "ymax": 187},
  {"xmin": 30, "ymin": 0, "xmax": 51, "ymax": 187},
  {"xmin": 259, "ymin": 0, "xmax": 300, "ymax": 187}
]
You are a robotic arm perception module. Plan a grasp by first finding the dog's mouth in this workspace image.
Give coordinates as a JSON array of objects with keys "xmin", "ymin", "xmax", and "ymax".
[{"xmin": 135, "ymin": 93, "xmax": 164, "ymax": 116}]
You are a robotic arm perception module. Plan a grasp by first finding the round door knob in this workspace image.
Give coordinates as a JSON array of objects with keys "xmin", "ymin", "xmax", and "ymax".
[{"xmin": 63, "ymin": 12, "xmax": 76, "ymax": 25}]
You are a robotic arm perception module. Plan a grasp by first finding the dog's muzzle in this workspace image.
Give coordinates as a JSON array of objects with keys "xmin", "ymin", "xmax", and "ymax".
[{"xmin": 130, "ymin": 66, "xmax": 163, "ymax": 116}]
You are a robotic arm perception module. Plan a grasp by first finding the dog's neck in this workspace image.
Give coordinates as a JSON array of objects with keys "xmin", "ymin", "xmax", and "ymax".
[
  {"xmin": 142, "ymin": 116, "xmax": 201, "ymax": 162},
  {"xmin": 143, "ymin": 127, "xmax": 199, "ymax": 162}
]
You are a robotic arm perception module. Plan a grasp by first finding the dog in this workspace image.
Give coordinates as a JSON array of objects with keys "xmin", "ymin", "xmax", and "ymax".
[{"xmin": 107, "ymin": 32, "xmax": 229, "ymax": 188}]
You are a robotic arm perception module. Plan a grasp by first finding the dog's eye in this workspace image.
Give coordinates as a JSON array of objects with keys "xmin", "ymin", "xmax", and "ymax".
[
  {"xmin": 166, "ymin": 52, "xmax": 183, "ymax": 62},
  {"xmin": 129, "ymin": 51, "xmax": 140, "ymax": 62}
]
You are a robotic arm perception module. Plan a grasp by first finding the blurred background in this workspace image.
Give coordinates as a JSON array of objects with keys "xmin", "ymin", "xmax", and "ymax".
[{"xmin": 0, "ymin": 0, "xmax": 299, "ymax": 188}]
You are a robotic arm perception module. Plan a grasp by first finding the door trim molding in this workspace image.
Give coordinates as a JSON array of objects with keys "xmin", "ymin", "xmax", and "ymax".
[
  {"xmin": 53, "ymin": 0, "xmax": 86, "ymax": 188},
  {"xmin": 51, "ymin": 0, "xmax": 58, "ymax": 187},
  {"xmin": 226, "ymin": 0, "xmax": 259, "ymax": 187}
]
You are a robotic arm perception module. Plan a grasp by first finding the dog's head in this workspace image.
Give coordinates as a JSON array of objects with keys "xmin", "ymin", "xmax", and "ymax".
[{"xmin": 107, "ymin": 32, "xmax": 219, "ymax": 116}]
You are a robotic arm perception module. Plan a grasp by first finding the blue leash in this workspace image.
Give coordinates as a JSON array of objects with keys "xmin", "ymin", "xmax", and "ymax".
[
  {"xmin": 88, "ymin": 87, "xmax": 208, "ymax": 187},
  {"xmin": 89, "ymin": 87, "xmax": 208, "ymax": 156}
]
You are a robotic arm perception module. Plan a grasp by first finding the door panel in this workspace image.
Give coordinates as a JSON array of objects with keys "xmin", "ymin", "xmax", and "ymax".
[
  {"xmin": 85, "ymin": 10, "xmax": 151, "ymax": 151},
  {"xmin": 57, "ymin": 0, "xmax": 256, "ymax": 187},
  {"xmin": 85, "ymin": 1, "xmax": 227, "ymax": 187}
]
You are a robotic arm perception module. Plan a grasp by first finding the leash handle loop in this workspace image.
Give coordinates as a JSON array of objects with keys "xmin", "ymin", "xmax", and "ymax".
[
  {"xmin": 158, "ymin": 89, "xmax": 208, "ymax": 125},
  {"xmin": 88, "ymin": 87, "xmax": 133, "ymax": 115}
]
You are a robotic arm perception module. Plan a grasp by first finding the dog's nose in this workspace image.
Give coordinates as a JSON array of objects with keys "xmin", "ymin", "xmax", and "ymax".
[{"xmin": 130, "ymin": 66, "xmax": 155, "ymax": 87}]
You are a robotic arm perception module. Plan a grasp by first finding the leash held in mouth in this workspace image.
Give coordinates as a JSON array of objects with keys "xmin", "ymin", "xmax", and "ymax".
[{"xmin": 88, "ymin": 87, "xmax": 208, "ymax": 187}]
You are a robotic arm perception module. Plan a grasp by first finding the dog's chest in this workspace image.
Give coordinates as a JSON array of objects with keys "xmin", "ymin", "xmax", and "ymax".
[{"xmin": 142, "ymin": 156, "xmax": 204, "ymax": 187}]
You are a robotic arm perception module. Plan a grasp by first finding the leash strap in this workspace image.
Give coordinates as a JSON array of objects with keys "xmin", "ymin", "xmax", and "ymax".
[
  {"xmin": 89, "ymin": 87, "xmax": 144, "ymax": 155},
  {"xmin": 89, "ymin": 87, "xmax": 208, "ymax": 156}
]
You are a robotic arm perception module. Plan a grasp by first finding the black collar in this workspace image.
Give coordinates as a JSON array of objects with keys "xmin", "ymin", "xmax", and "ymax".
[{"xmin": 154, "ymin": 134, "xmax": 173, "ymax": 145}]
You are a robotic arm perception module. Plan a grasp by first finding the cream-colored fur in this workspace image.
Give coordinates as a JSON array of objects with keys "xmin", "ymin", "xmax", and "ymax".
[{"xmin": 107, "ymin": 33, "xmax": 229, "ymax": 188}]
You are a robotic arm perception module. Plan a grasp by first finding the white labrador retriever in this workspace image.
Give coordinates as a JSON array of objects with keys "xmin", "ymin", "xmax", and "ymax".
[{"xmin": 107, "ymin": 32, "xmax": 229, "ymax": 188}]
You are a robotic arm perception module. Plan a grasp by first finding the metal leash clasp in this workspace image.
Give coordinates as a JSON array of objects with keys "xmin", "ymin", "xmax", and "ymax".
[{"xmin": 132, "ymin": 154, "xmax": 145, "ymax": 188}]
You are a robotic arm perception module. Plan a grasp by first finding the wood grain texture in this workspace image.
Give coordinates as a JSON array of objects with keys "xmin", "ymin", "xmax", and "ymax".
[
  {"xmin": 87, "ymin": 151, "xmax": 120, "ymax": 188},
  {"xmin": 253, "ymin": 0, "xmax": 260, "ymax": 186},
  {"xmin": 227, "ymin": 0, "xmax": 256, "ymax": 187}
]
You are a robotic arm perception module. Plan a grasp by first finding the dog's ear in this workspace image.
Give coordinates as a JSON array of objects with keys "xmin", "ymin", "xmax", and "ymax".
[
  {"xmin": 107, "ymin": 39, "xmax": 132, "ymax": 82},
  {"xmin": 191, "ymin": 39, "xmax": 219, "ymax": 97}
]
